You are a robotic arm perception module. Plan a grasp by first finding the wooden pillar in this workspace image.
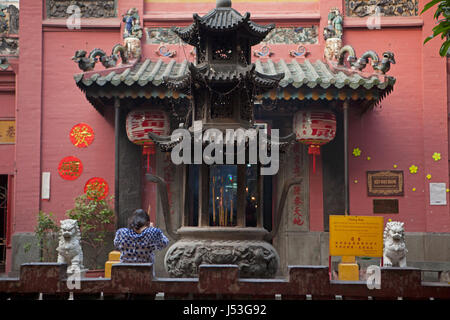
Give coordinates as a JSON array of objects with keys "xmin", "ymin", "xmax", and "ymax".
[
  {"xmin": 115, "ymin": 99, "xmax": 143, "ymax": 228},
  {"xmin": 114, "ymin": 98, "xmax": 121, "ymax": 227},
  {"xmin": 343, "ymin": 100, "xmax": 350, "ymax": 216},
  {"xmin": 257, "ymin": 166, "xmax": 263, "ymax": 228},
  {"xmin": 236, "ymin": 164, "xmax": 246, "ymax": 227},
  {"xmin": 199, "ymin": 164, "xmax": 210, "ymax": 226}
]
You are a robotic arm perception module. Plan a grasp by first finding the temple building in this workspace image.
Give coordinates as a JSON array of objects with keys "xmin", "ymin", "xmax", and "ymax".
[{"xmin": 1, "ymin": 0, "xmax": 449, "ymax": 278}]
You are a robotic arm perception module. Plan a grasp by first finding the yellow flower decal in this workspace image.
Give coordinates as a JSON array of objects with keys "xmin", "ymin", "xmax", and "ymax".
[
  {"xmin": 447, "ymin": 189, "xmax": 450, "ymax": 193},
  {"xmin": 412, "ymin": 187, "xmax": 416, "ymax": 192},
  {"xmin": 409, "ymin": 165, "xmax": 418, "ymax": 174},
  {"xmin": 353, "ymin": 147, "xmax": 361, "ymax": 157},
  {"xmin": 432, "ymin": 152, "xmax": 441, "ymax": 161},
  {"xmin": 354, "ymin": 180, "xmax": 358, "ymax": 184},
  {"xmin": 393, "ymin": 164, "xmax": 398, "ymax": 168},
  {"xmin": 426, "ymin": 174, "xmax": 432, "ymax": 180},
  {"xmin": 367, "ymin": 156, "xmax": 371, "ymax": 161}
]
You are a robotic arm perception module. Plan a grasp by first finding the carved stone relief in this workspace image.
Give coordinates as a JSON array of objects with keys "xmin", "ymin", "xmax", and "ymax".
[
  {"xmin": 346, "ymin": 0, "xmax": 418, "ymax": 17},
  {"xmin": 146, "ymin": 26, "xmax": 318, "ymax": 45},
  {"xmin": 0, "ymin": 4, "xmax": 19, "ymax": 35},
  {"xmin": 164, "ymin": 240, "xmax": 280, "ymax": 278},
  {"xmin": 46, "ymin": 0, "xmax": 117, "ymax": 18},
  {"xmin": 0, "ymin": 37, "xmax": 18, "ymax": 56}
]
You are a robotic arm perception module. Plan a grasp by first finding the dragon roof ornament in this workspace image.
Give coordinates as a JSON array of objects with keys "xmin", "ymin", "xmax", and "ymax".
[
  {"xmin": 72, "ymin": 8, "xmax": 143, "ymax": 72},
  {"xmin": 323, "ymin": 8, "xmax": 396, "ymax": 75}
]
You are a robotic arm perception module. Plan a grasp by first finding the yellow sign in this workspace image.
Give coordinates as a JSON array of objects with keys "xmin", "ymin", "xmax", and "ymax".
[
  {"xmin": 0, "ymin": 119, "xmax": 15, "ymax": 144},
  {"xmin": 329, "ymin": 215, "xmax": 384, "ymax": 257}
]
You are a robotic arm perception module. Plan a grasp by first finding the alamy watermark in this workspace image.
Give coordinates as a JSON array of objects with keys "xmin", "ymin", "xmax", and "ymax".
[
  {"xmin": 170, "ymin": 122, "xmax": 280, "ymax": 176},
  {"xmin": 66, "ymin": 5, "xmax": 81, "ymax": 30},
  {"xmin": 366, "ymin": 6, "xmax": 381, "ymax": 30},
  {"xmin": 66, "ymin": 266, "xmax": 82, "ymax": 290},
  {"xmin": 366, "ymin": 265, "xmax": 381, "ymax": 290}
]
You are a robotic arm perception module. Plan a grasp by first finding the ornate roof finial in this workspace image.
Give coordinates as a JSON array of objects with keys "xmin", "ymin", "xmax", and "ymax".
[{"xmin": 216, "ymin": 0, "xmax": 231, "ymax": 8}]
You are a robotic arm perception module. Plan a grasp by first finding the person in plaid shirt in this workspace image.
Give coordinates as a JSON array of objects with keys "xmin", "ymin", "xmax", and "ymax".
[{"xmin": 114, "ymin": 209, "xmax": 169, "ymax": 264}]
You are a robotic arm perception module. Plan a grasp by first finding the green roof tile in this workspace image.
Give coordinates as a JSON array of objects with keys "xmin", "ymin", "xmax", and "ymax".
[{"xmin": 75, "ymin": 58, "xmax": 396, "ymax": 102}]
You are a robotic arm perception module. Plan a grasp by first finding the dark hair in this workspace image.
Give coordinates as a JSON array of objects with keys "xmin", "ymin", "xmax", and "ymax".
[{"xmin": 128, "ymin": 209, "xmax": 150, "ymax": 231}]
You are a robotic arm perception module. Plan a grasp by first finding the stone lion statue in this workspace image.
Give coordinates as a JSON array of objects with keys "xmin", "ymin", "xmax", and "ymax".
[
  {"xmin": 383, "ymin": 221, "xmax": 407, "ymax": 267},
  {"xmin": 56, "ymin": 219, "xmax": 84, "ymax": 275}
]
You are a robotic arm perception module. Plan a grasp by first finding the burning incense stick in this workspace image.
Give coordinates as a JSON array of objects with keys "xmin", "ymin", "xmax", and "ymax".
[{"xmin": 212, "ymin": 176, "xmax": 216, "ymax": 225}]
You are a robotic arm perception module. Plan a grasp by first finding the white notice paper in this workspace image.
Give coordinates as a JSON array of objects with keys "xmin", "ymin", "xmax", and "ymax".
[
  {"xmin": 42, "ymin": 172, "xmax": 50, "ymax": 200},
  {"xmin": 429, "ymin": 183, "xmax": 447, "ymax": 206}
]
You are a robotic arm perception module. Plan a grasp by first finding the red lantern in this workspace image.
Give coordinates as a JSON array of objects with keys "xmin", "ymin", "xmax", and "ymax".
[
  {"xmin": 293, "ymin": 110, "xmax": 337, "ymax": 173},
  {"xmin": 126, "ymin": 110, "xmax": 170, "ymax": 173}
]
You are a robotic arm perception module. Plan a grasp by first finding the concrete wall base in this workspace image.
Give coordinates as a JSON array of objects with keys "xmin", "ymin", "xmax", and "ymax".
[{"xmin": 275, "ymin": 231, "xmax": 450, "ymax": 278}]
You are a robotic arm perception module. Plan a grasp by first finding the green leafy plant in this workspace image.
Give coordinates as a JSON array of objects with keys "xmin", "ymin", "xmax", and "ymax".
[
  {"xmin": 35, "ymin": 211, "xmax": 60, "ymax": 262},
  {"xmin": 422, "ymin": 0, "xmax": 450, "ymax": 56},
  {"xmin": 23, "ymin": 242, "xmax": 32, "ymax": 254},
  {"xmin": 66, "ymin": 194, "xmax": 115, "ymax": 269}
]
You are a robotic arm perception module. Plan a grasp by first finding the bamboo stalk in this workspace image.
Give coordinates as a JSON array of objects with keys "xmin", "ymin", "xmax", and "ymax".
[
  {"xmin": 212, "ymin": 176, "xmax": 216, "ymax": 225},
  {"xmin": 220, "ymin": 186, "xmax": 224, "ymax": 226},
  {"xmin": 230, "ymin": 197, "xmax": 233, "ymax": 225},
  {"xmin": 225, "ymin": 206, "xmax": 228, "ymax": 226}
]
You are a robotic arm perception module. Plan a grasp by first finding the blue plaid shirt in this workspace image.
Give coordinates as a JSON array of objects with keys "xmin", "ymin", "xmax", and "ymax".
[{"xmin": 113, "ymin": 227, "xmax": 169, "ymax": 263}]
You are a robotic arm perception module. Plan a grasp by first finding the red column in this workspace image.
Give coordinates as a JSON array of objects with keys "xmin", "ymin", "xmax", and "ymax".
[
  {"xmin": 13, "ymin": 0, "xmax": 43, "ymax": 234},
  {"xmin": 309, "ymin": 156, "xmax": 324, "ymax": 231}
]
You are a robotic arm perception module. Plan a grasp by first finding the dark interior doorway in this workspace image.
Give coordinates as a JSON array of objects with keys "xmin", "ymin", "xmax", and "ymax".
[{"xmin": 0, "ymin": 175, "xmax": 8, "ymax": 273}]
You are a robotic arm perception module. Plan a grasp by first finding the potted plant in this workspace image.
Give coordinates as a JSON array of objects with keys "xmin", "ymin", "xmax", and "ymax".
[
  {"xmin": 34, "ymin": 211, "xmax": 60, "ymax": 262},
  {"xmin": 66, "ymin": 193, "xmax": 115, "ymax": 276}
]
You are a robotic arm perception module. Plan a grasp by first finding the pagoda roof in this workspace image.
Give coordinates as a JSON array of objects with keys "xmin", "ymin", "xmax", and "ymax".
[
  {"xmin": 74, "ymin": 58, "xmax": 395, "ymax": 113},
  {"xmin": 171, "ymin": 7, "xmax": 275, "ymax": 47},
  {"xmin": 164, "ymin": 62, "xmax": 284, "ymax": 91}
]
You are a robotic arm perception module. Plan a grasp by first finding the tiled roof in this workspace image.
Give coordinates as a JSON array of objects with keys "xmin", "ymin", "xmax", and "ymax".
[
  {"xmin": 196, "ymin": 8, "xmax": 249, "ymax": 30},
  {"xmin": 171, "ymin": 7, "xmax": 274, "ymax": 47},
  {"xmin": 75, "ymin": 58, "xmax": 395, "ymax": 94},
  {"xmin": 162, "ymin": 62, "xmax": 284, "ymax": 93}
]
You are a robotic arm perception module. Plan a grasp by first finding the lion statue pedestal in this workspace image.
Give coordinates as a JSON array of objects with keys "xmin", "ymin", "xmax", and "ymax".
[{"xmin": 56, "ymin": 219, "xmax": 87, "ymax": 276}]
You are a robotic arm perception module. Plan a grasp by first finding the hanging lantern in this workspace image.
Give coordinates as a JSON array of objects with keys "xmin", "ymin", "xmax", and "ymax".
[
  {"xmin": 293, "ymin": 110, "xmax": 337, "ymax": 173},
  {"xmin": 126, "ymin": 109, "xmax": 170, "ymax": 173}
]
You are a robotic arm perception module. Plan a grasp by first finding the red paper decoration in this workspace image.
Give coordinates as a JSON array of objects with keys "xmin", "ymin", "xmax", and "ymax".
[
  {"xmin": 293, "ymin": 110, "xmax": 337, "ymax": 173},
  {"xmin": 84, "ymin": 177, "xmax": 109, "ymax": 201},
  {"xmin": 70, "ymin": 123, "xmax": 95, "ymax": 148},
  {"xmin": 58, "ymin": 156, "xmax": 83, "ymax": 180}
]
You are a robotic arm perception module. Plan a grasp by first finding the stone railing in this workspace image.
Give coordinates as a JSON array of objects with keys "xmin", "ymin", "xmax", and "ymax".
[{"xmin": 0, "ymin": 263, "xmax": 449, "ymax": 300}]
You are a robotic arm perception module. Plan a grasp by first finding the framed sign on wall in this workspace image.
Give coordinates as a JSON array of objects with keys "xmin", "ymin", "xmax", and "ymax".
[
  {"xmin": 367, "ymin": 170, "xmax": 404, "ymax": 197},
  {"xmin": 0, "ymin": 119, "xmax": 15, "ymax": 144}
]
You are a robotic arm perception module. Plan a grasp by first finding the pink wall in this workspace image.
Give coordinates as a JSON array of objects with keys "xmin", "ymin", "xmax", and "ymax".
[
  {"xmin": 14, "ymin": 0, "xmax": 43, "ymax": 234},
  {"xmin": 0, "ymin": 92, "xmax": 16, "ymax": 174},
  {"xmin": 39, "ymin": 29, "xmax": 117, "ymax": 219},
  {"xmin": 344, "ymin": 3, "xmax": 449, "ymax": 232},
  {"xmin": 3, "ymin": 0, "xmax": 450, "ymax": 274},
  {"xmin": 420, "ymin": 0, "xmax": 450, "ymax": 232},
  {"xmin": 36, "ymin": 0, "xmax": 449, "ymax": 233},
  {"xmin": 0, "ymin": 92, "xmax": 15, "ymax": 117},
  {"xmin": 346, "ymin": 27, "xmax": 427, "ymax": 231},
  {"xmin": 143, "ymin": 1, "xmax": 319, "ymax": 16}
]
